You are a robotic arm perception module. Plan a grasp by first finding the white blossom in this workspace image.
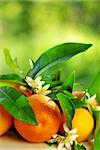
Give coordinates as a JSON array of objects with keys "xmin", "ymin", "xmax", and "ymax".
[
  {"xmin": 47, "ymin": 123, "xmax": 78, "ymax": 150},
  {"xmin": 25, "ymin": 76, "xmax": 51, "ymax": 95}
]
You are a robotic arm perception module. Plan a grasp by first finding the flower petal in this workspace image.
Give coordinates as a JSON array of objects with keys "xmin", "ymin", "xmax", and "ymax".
[
  {"xmin": 35, "ymin": 76, "xmax": 42, "ymax": 82},
  {"xmin": 43, "ymin": 84, "xmax": 50, "ymax": 90},
  {"xmin": 70, "ymin": 134, "xmax": 79, "ymax": 142},
  {"xmin": 61, "ymin": 148, "xmax": 67, "ymax": 150},
  {"xmin": 45, "ymin": 90, "xmax": 51, "ymax": 95},
  {"xmin": 26, "ymin": 76, "xmax": 33, "ymax": 82},
  {"xmin": 63, "ymin": 123, "xmax": 69, "ymax": 133},
  {"xmin": 29, "ymin": 59, "xmax": 34, "ymax": 69},
  {"xmin": 88, "ymin": 94, "xmax": 96, "ymax": 102},
  {"xmin": 58, "ymin": 141, "xmax": 65, "ymax": 150},
  {"xmin": 69, "ymin": 128, "xmax": 77, "ymax": 135},
  {"xmin": 65, "ymin": 142, "xmax": 72, "ymax": 150},
  {"xmin": 52, "ymin": 134, "xmax": 58, "ymax": 139},
  {"xmin": 25, "ymin": 76, "xmax": 33, "ymax": 86},
  {"xmin": 47, "ymin": 139, "xmax": 55, "ymax": 143},
  {"xmin": 41, "ymin": 81, "xmax": 45, "ymax": 85}
]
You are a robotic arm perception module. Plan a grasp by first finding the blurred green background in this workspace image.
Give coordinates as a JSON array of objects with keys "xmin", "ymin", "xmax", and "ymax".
[{"xmin": 0, "ymin": 1, "xmax": 100, "ymax": 90}]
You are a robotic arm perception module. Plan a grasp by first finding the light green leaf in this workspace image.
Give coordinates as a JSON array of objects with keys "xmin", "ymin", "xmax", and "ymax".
[{"xmin": 3, "ymin": 48, "xmax": 24, "ymax": 76}]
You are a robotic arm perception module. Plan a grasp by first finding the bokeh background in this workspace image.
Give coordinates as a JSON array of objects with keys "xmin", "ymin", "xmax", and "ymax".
[{"xmin": 0, "ymin": 1, "xmax": 100, "ymax": 90}]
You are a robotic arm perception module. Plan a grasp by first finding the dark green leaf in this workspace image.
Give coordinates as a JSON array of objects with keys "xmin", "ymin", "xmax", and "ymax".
[
  {"xmin": 57, "ymin": 93, "xmax": 74, "ymax": 129},
  {"xmin": 88, "ymin": 70, "xmax": 100, "ymax": 104},
  {"xmin": 3, "ymin": 48, "xmax": 24, "ymax": 76},
  {"xmin": 0, "ymin": 74, "xmax": 25, "ymax": 85},
  {"xmin": 41, "ymin": 70, "xmax": 61, "ymax": 86},
  {"xmin": 62, "ymin": 71, "xmax": 75, "ymax": 92},
  {"xmin": 28, "ymin": 43, "xmax": 92, "ymax": 78},
  {"xmin": 48, "ymin": 91, "xmax": 58, "ymax": 100},
  {"xmin": 72, "ymin": 99, "xmax": 86, "ymax": 109},
  {"xmin": 42, "ymin": 74, "xmax": 53, "ymax": 85},
  {"xmin": 0, "ymin": 86, "xmax": 37, "ymax": 125},
  {"xmin": 74, "ymin": 141, "xmax": 86, "ymax": 150}
]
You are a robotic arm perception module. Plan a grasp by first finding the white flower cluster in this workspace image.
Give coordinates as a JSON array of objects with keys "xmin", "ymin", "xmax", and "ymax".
[
  {"xmin": 47, "ymin": 123, "xmax": 78, "ymax": 150},
  {"xmin": 25, "ymin": 76, "xmax": 51, "ymax": 95},
  {"xmin": 83, "ymin": 91, "xmax": 97, "ymax": 113}
]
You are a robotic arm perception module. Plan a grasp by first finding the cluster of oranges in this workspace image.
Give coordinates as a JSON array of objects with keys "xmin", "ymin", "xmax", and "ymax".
[{"xmin": 0, "ymin": 84, "xmax": 98, "ymax": 144}]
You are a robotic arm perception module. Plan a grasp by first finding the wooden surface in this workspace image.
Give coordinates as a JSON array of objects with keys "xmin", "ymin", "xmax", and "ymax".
[
  {"xmin": 0, "ymin": 131, "xmax": 56, "ymax": 150},
  {"xmin": 0, "ymin": 131, "xmax": 93, "ymax": 150}
]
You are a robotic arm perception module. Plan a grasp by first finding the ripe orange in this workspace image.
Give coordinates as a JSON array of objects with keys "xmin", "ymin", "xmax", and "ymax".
[
  {"xmin": 0, "ymin": 105, "xmax": 12, "ymax": 136},
  {"xmin": 14, "ymin": 94, "xmax": 61, "ymax": 142},
  {"xmin": 72, "ymin": 108, "xmax": 94, "ymax": 142},
  {"xmin": 13, "ymin": 84, "xmax": 32, "ymax": 96}
]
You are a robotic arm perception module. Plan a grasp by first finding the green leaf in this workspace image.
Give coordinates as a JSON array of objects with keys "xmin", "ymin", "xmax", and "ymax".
[
  {"xmin": 0, "ymin": 74, "xmax": 25, "ymax": 85},
  {"xmin": 72, "ymin": 99, "xmax": 86, "ymax": 109},
  {"xmin": 93, "ymin": 108, "xmax": 100, "ymax": 150},
  {"xmin": 48, "ymin": 92, "xmax": 58, "ymax": 100},
  {"xmin": 3, "ymin": 48, "xmax": 24, "ymax": 76},
  {"xmin": 42, "ymin": 74, "xmax": 54, "ymax": 85},
  {"xmin": 94, "ymin": 128, "xmax": 100, "ymax": 150},
  {"xmin": 29, "ymin": 58, "xmax": 35, "ymax": 69},
  {"xmin": 42, "ymin": 70, "xmax": 61, "ymax": 86},
  {"xmin": 94, "ymin": 109, "xmax": 100, "ymax": 133},
  {"xmin": 63, "ymin": 90, "xmax": 75, "ymax": 98},
  {"xmin": 0, "ymin": 86, "xmax": 37, "ymax": 125},
  {"xmin": 74, "ymin": 141, "xmax": 86, "ymax": 150},
  {"xmin": 88, "ymin": 70, "xmax": 100, "ymax": 104},
  {"xmin": 63, "ymin": 90, "xmax": 86, "ymax": 109},
  {"xmin": 62, "ymin": 71, "xmax": 75, "ymax": 92},
  {"xmin": 28, "ymin": 43, "xmax": 92, "ymax": 78},
  {"xmin": 57, "ymin": 93, "xmax": 74, "ymax": 129}
]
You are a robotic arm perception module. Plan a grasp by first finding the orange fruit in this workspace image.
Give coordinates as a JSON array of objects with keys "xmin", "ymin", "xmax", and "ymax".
[
  {"xmin": 0, "ymin": 105, "xmax": 12, "ymax": 136},
  {"xmin": 72, "ymin": 108, "xmax": 94, "ymax": 142},
  {"xmin": 13, "ymin": 84, "xmax": 32, "ymax": 96},
  {"xmin": 14, "ymin": 94, "xmax": 61, "ymax": 142}
]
